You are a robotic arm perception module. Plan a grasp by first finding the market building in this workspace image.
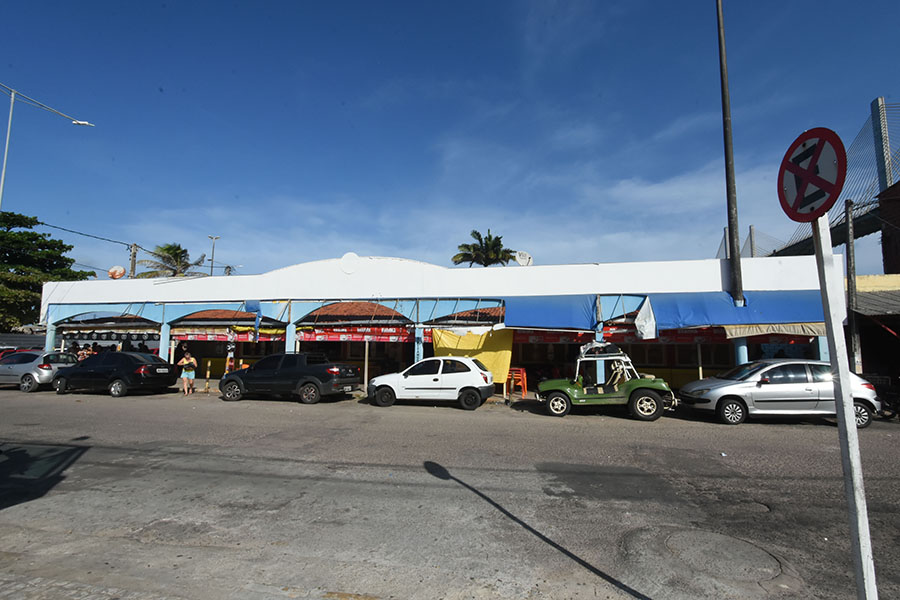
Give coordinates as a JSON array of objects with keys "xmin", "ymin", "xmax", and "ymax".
[{"xmin": 40, "ymin": 253, "xmax": 835, "ymax": 388}]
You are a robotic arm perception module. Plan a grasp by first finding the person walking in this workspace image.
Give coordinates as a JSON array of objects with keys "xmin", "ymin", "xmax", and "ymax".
[{"xmin": 177, "ymin": 351, "xmax": 198, "ymax": 395}]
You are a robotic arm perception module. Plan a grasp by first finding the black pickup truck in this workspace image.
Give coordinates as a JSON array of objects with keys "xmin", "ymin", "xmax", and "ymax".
[{"xmin": 218, "ymin": 352, "xmax": 360, "ymax": 403}]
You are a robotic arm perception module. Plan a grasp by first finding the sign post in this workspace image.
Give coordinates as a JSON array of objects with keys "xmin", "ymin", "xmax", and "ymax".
[{"xmin": 778, "ymin": 127, "xmax": 877, "ymax": 599}]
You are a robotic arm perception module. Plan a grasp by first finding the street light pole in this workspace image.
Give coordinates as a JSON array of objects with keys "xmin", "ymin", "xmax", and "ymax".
[
  {"xmin": 0, "ymin": 89, "xmax": 16, "ymax": 213},
  {"xmin": 0, "ymin": 82, "xmax": 94, "ymax": 213},
  {"xmin": 208, "ymin": 235, "xmax": 220, "ymax": 276}
]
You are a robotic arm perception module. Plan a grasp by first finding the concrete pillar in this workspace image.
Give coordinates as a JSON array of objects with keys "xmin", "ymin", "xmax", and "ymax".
[
  {"xmin": 733, "ymin": 337, "xmax": 748, "ymax": 364},
  {"xmin": 414, "ymin": 327, "xmax": 424, "ymax": 363},
  {"xmin": 159, "ymin": 323, "xmax": 171, "ymax": 360},
  {"xmin": 816, "ymin": 336, "xmax": 830, "ymax": 361},
  {"xmin": 44, "ymin": 323, "xmax": 57, "ymax": 352},
  {"xmin": 285, "ymin": 323, "xmax": 297, "ymax": 353}
]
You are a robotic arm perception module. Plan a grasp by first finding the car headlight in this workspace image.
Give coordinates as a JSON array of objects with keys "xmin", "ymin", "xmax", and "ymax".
[{"xmin": 690, "ymin": 388, "xmax": 711, "ymax": 396}]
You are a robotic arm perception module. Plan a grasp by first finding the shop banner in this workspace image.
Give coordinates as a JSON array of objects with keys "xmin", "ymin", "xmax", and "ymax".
[{"xmin": 295, "ymin": 326, "xmax": 432, "ymax": 343}]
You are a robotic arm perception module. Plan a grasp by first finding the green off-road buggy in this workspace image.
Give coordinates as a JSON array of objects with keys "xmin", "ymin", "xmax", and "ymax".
[{"xmin": 537, "ymin": 342, "xmax": 676, "ymax": 420}]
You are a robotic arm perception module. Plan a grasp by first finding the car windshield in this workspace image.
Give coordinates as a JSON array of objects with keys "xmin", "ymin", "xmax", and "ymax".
[{"xmin": 717, "ymin": 362, "xmax": 768, "ymax": 381}]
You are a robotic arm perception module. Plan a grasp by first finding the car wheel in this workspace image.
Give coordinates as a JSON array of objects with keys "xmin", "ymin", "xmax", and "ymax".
[
  {"xmin": 546, "ymin": 392, "xmax": 571, "ymax": 417},
  {"xmin": 20, "ymin": 374, "xmax": 38, "ymax": 393},
  {"xmin": 298, "ymin": 383, "xmax": 321, "ymax": 404},
  {"xmin": 458, "ymin": 389, "xmax": 480, "ymax": 411},
  {"xmin": 108, "ymin": 379, "xmax": 128, "ymax": 398},
  {"xmin": 54, "ymin": 377, "xmax": 67, "ymax": 395},
  {"xmin": 717, "ymin": 398, "xmax": 746, "ymax": 425},
  {"xmin": 373, "ymin": 387, "xmax": 396, "ymax": 407},
  {"xmin": 628, "ymin": 389, "xmax": 663, "ymax": 421},
  {"xmin": 854, "ymin": 402, "xmax": 872, "ymax": 429},
  {"xmin": 222, "ymin": 381, "xmax": 242, "ymax": 401}
]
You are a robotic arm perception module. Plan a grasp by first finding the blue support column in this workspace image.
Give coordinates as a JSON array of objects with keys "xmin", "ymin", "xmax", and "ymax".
[
  {"xmin": 414, "ymin": 327, "xmax": 424, "ymax": 363},
  {"xmin": 733, "ymin": 337, "xmax": 748, "ymax": 365},
  {"xmin": 44, "ymin": 323, "xmax": 57, "ymax": 351},
  {"xmin": 285, "ymin": 323, "xmax": 297, "ymax": 353},
  {"xmin": 816, "ymin": 336, "xmax": 830, "ymax": 361},
  {"xmin": 159, "ymin": 323, "xmax": 171, "ymax": 362}
]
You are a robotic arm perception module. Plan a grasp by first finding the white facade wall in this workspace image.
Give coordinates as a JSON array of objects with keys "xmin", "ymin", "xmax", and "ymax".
[{"xmin": 41, "ymin": 254, "xmax": 835, "ymax": 322}]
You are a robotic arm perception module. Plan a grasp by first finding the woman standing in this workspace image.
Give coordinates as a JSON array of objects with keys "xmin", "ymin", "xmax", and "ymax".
[{"xmin": 177, "ymin": 351, "xmax": 198, "ymax": 395}]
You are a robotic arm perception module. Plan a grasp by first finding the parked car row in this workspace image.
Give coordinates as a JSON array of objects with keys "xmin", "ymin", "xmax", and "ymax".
[{"xmin": 1, "ymin": 346, "xmax": 885, "ymax": 428}]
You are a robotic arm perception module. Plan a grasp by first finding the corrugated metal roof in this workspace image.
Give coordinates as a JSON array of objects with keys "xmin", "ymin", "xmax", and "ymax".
[{"xmin": 854, "ymin": 290, "xmax": 900, "ymax": 316}]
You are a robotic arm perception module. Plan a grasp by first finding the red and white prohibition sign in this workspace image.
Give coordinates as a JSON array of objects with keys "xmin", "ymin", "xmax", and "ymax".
[{"xmin": 777, "ymin": 127, "xmax": 847, "ymax": 223}]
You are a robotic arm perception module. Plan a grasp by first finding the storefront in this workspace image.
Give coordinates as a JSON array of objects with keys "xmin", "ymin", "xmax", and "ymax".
[
  {"xmin": 55, "ymin": 314, "xmax": 161, "ymax": 353},
  {"xmin": 40, "ymin": 254, "xmax": 836, "ymax": 391},
  {"xmin": 169, "ymin": 309, "xmax": 287, "ymax": 377}
]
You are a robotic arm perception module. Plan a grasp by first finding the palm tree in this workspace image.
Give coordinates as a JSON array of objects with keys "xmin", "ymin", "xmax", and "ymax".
[
  {"xmin": 452, "ymin": 229, "xmax": 516, "ymax": 267},
  {"xmin": 135, "ymin": 243, "xmax": 207, "ymax": 278}
]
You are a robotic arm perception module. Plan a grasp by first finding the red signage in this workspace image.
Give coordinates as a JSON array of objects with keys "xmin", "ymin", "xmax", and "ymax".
[{"xmin": 778, "ymin": 127, "xmax": 847, "ymax": 222}]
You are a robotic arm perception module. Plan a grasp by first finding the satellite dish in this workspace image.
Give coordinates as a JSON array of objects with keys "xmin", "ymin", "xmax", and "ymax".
[
  {"xmin": 514, "ymin": 251, "xmax": 533, "ymax": 266},
  {"xmin": 107, "ymin": 265, "xmax": 126, "ymax": 279}
]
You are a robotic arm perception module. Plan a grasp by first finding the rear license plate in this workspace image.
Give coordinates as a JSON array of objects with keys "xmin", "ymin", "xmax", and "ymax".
[
  {"xmin": 156, "ymin": 368, "xmax": 169, "ymax": 373},
  {"xmin": 343, "ymin": 385, "xmax": 352, "ymax": 392}
]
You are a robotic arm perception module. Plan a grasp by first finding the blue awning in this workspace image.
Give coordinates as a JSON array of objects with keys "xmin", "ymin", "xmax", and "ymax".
[
  {"xmin": 503, "ymin": 295, "xmax": 597, "ymax": 331},
  {"xmin": 647, "ymin": 291, "xmax": 825, "ymax": 331}
]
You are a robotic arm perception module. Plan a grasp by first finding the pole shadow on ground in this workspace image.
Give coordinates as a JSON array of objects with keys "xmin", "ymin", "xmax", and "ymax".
[{"xmin": 423, "ymin": 460, "xmax": 651, "ymax": 600}]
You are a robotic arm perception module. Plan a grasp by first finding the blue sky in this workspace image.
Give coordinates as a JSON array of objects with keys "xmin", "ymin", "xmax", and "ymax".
[{"xmin": 2, "ymin": 1, "xmax": 898, "ymax": 277}]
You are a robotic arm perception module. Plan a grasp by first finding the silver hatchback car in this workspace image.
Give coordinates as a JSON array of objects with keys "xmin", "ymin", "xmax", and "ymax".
[
  {"xmin": 0, "ymin": 351, "xmax": 78, "ymax": 392},
  {"xmin": 679, "ymin": 359, "xmax": 881, "ymax": 428}
]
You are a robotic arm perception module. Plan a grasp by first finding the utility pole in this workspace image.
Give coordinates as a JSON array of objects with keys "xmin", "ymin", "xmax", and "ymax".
[
  {"xmin": 716, "ymin": 0, "xmax": 743, "ymax": 306},
  {"xmin": 846, "ymin": 200, "xmax": 862, "ymax": 374},
  {"xmin": 208, "ymin": 235, "xmax": 220, "ymax": 276},
  {"xmin": 128, "ymin": 243, "xmax": 138, "ymax": 278}
]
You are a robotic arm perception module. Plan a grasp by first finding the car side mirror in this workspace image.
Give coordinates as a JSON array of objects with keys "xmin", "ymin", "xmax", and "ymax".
[
  {"xmin": 403, "ymin": 373, "xmax": 409, "ymax": 378},
  {"xmin": 758, "ymin": 378, "xmax": 770, "ymax": 385}
]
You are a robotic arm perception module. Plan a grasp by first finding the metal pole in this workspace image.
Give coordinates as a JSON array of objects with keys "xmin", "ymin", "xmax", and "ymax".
[
  {"xmin": 0, "ymin": 89, "xmax": 15, "ymax": 212},
  {"xmin": 716, "ymin": 0, "xmax": 743, "ymax": 306},
  {"xmin": 813, "ymin": 216, "xmax": 878, "ymax": 599},
  {"xmin": 749, "ymin": 225, "xmax": 757, "ymax": 258},
  {"xmin": 364, "ymin": 340, "xmax": 369, "ymax": 387},
  {"xmin": 846, "ymin": 200, "xmax": 862, "ymax": 374}
]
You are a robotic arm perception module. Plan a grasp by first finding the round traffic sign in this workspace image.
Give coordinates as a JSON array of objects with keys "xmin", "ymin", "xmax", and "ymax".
[{"xmin": 777, "ymin": 127, "xmax": 847, "ymax": 223}]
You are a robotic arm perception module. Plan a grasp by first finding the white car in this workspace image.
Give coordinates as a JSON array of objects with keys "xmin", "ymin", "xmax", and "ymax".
[{"xmin": 367, "ymin": 356, "xmax": 494, "ymax": 410}]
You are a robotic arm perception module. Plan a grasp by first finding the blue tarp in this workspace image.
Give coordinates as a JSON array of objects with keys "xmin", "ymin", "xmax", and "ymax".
[
  {"xmin": 647, "ymin": 291, "xmax": 825, "ymax": 331},
  {"xmin": 503, "ymin": 295, "xmax": 597, "ymax": 331}
]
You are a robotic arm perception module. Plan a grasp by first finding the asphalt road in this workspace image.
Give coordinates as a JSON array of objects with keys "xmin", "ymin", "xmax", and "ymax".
[{"xmin": 1, "ymin": 387, "xmax": 899, "ymax": 600}]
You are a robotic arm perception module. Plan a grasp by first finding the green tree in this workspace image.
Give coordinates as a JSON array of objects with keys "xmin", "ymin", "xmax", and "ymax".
[
  {"xmin": 452, "ymin": 229, "xmax": 516, "ymax": 267},
  {"xmin": 0, "ymin": 212, "xmax": 93, "ymax": 331},
  {"xmin": 135, "ymin": 243, "xmax": 206, "ymax": 278}
]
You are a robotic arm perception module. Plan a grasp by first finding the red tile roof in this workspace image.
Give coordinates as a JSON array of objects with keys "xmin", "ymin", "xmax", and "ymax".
[
  {"xmin": 301, "ymin": 302, "xmax": 408, "ymax": 321},
  {"xmin": 179, "ymin": 310, "xmax": 259, "ymax": 321}
]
